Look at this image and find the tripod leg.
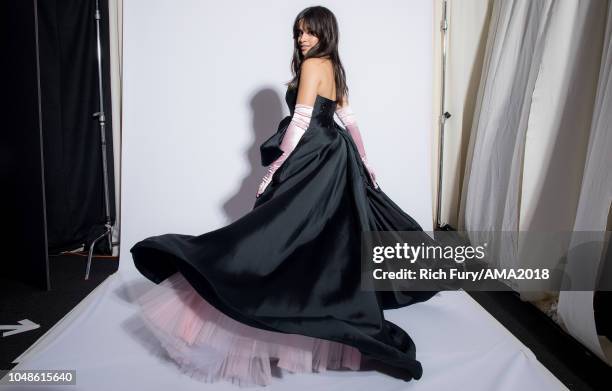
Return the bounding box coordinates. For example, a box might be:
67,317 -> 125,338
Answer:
107,226 -> 113,255
85,229 -> 111,280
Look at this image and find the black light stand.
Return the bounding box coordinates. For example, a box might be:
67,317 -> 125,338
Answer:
85,0 -> 113,279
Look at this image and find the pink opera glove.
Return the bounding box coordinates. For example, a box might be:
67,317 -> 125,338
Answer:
335,105 -> 379,189
256,103 -> 314,197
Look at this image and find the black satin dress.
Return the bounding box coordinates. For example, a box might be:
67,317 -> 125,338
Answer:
131,86 -> 441,381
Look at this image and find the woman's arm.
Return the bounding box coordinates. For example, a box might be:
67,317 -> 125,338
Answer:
335,99 -> 379,188
295,59 -> 321,106
256,60 -> 320,197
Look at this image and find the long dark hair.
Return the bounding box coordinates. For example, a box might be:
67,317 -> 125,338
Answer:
285,6 -> 348,104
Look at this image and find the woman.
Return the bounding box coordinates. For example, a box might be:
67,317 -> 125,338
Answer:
132,5 -> 445,387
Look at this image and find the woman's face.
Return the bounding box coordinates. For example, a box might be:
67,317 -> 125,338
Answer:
297,20 -> 318,55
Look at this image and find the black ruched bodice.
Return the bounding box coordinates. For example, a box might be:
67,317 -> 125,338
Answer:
285,86 -> 337,127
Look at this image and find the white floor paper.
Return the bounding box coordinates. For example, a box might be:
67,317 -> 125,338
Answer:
3,266 -> 568,391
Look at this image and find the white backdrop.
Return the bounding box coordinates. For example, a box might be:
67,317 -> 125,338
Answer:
119,0 -> 435,274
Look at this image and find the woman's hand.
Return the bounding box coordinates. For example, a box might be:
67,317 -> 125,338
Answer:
256,175 -> 272,198
361,156 -> 378,189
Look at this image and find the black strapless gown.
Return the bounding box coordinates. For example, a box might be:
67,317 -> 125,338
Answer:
131,86 -> 441,385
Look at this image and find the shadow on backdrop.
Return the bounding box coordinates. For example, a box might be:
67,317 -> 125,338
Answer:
223,88 -> 286,222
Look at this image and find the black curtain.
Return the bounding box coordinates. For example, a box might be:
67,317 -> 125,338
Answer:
1,0 -> 50,289
37,0 -> 116,253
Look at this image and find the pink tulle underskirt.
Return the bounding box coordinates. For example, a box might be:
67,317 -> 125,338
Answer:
136,272 -> 361,387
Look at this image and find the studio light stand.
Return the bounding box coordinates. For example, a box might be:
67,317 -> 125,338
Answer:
436,0 -> 454,231
85,0 -> 113,279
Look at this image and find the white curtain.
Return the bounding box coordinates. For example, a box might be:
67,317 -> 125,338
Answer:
557,1 -> 612,365
458,0 -> 554,282
515,0 -> 608,297
448,0 -> 611,365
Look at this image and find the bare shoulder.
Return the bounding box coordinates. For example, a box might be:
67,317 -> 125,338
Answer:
296,59 -> 325,105
298,59 -> 323,86
300,57 -> 328,75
